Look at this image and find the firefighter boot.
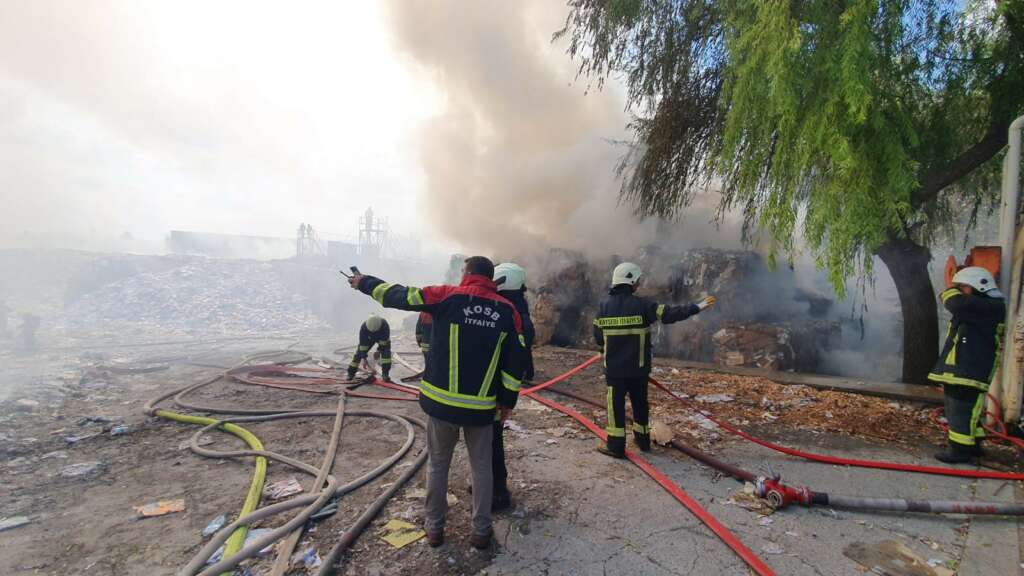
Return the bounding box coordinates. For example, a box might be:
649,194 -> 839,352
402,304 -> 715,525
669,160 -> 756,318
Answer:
597,436 -> 626,459
633,432 -> 651,452
492,487 -> 512,512
382,369 -> 392,383
934,442 -> 977,464
346,369 -> 357,381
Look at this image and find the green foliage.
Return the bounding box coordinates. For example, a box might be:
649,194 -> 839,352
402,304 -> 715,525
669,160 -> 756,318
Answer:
558,0 -> 1024,296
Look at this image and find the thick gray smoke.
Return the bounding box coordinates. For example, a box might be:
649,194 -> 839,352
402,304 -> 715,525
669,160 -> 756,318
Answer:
384,1 -> 743,258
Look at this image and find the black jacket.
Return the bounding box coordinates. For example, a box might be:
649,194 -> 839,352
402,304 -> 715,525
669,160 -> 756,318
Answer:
358,321 -> 390,347
928,288 -> 1005,390
593,285 -> 701,379
499,289 -> 535,379
357,274 -> 525,426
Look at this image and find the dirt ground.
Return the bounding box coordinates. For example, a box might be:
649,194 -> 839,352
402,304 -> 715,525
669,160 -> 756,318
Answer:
1,339 -> 1021,575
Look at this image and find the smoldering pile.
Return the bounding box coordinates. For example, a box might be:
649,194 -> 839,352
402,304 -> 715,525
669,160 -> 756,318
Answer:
59,259 -> 330,339
527,247 -> 842,373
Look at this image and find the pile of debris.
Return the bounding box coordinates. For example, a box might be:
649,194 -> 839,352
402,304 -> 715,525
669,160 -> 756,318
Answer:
59,259 -> 330,338
528,247 -> 841,373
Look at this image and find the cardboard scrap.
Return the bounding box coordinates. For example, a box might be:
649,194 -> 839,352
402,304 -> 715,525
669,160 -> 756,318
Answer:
264,477 -> 303,500
649,421 -> 675,446
134,498 -> 186,518
843,540 -> 954,576
379,519 -> 425,549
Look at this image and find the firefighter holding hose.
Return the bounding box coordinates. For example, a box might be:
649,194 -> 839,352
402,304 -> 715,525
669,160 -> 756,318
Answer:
347,314 -> 393,383
594,262 -> 716,458
928,266 -> 1006,464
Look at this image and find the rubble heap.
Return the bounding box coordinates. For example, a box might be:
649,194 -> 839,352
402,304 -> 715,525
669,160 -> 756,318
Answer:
60,259 -> 330,338
529,247 -> 841,373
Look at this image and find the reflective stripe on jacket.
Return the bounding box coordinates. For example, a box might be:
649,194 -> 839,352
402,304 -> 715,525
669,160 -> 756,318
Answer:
928,288 -> 1005,391
358,274 -> 524,426
593,285 -> 701,379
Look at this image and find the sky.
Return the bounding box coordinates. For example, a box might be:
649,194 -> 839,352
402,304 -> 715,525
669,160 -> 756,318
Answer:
0,1 -> 446,251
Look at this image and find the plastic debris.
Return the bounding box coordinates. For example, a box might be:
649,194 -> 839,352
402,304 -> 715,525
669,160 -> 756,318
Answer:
206,529 -> 274,564
264,477 -> 303,500
294,547 -> 322,569
178,435 -> 215,450
761,542 -> 785,555
504,420 -> 527,434
109,424 -> 131,436
58,461 -> 105,478
134,499 -> 186,517
15,399 -> 40,410
309,499 -> 338,522
695,393 -> 735,403
545,439 -> 558,445
758,516 -> 774,526
63,432 -> 101,444
77,416 -> 112,426
379,519 -> 425,549
446,493 -> 459,507
41,450 -> 69,460
0,516 -> 31,532
202,514 -> 227,536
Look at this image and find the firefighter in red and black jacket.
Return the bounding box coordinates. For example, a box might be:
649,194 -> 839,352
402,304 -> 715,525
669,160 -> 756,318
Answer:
347,256 -> 524,549
593,262 -> 716,458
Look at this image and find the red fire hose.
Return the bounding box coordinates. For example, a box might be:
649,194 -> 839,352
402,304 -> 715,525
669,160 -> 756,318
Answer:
524,392 -> 775,575
365,355 -> 776,575
536,381 -> 1024,516
646,377 -> 1024,481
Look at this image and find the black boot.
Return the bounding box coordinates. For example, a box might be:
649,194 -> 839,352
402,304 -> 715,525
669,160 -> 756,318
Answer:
597,437 -> 626,459
382,371 -> 392,383
934,442 -> 977,464
492,487 -> 512,512
634,433 -> 651,452
346,369 -> 357,380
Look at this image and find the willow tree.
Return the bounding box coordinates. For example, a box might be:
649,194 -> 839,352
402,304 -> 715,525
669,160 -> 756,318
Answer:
558,0 -> 1024,383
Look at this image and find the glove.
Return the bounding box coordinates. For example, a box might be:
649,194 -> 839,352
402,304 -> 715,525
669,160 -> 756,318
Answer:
697,296 -> 716,310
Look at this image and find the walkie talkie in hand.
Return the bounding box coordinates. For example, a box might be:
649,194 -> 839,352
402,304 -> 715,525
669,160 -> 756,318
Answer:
339,266 -> 362,279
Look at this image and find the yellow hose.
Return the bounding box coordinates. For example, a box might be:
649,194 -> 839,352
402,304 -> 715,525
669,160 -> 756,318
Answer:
154,409 -> 267,573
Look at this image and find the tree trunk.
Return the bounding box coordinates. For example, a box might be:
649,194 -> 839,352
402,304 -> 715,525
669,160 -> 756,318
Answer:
876,238 -> 939,384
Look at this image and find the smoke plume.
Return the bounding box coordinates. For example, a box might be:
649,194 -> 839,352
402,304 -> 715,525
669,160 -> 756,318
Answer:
385,0 -> 738,258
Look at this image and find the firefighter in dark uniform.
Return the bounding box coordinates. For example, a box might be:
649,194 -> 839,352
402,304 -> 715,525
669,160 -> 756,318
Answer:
490,262 -> 534,510
346,256 -> 525,549
593,262 -> 716,458
347,314 -> 393,382
928,266 -> 1005,464
415,311 -> 433,365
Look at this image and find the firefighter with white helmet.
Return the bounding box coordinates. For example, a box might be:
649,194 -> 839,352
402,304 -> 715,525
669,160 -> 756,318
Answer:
928,266 -> 1006,463
490,262 -> 535,511
594,262 -> 716,458
347,314 -> 393,382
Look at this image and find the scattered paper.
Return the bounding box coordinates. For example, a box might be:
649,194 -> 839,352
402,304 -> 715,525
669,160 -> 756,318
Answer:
264,477 -> 303,500
379,519 -> 425,549
207,529 -> 274,564
0,516 -> 31,532
134,499 -> 186,518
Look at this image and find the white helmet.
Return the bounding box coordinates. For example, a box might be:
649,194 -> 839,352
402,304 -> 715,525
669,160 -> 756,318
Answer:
611,262 -> 642,287
365,314 -> 385,332
493,262 -> 526,292
952,266 -> 1004,298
